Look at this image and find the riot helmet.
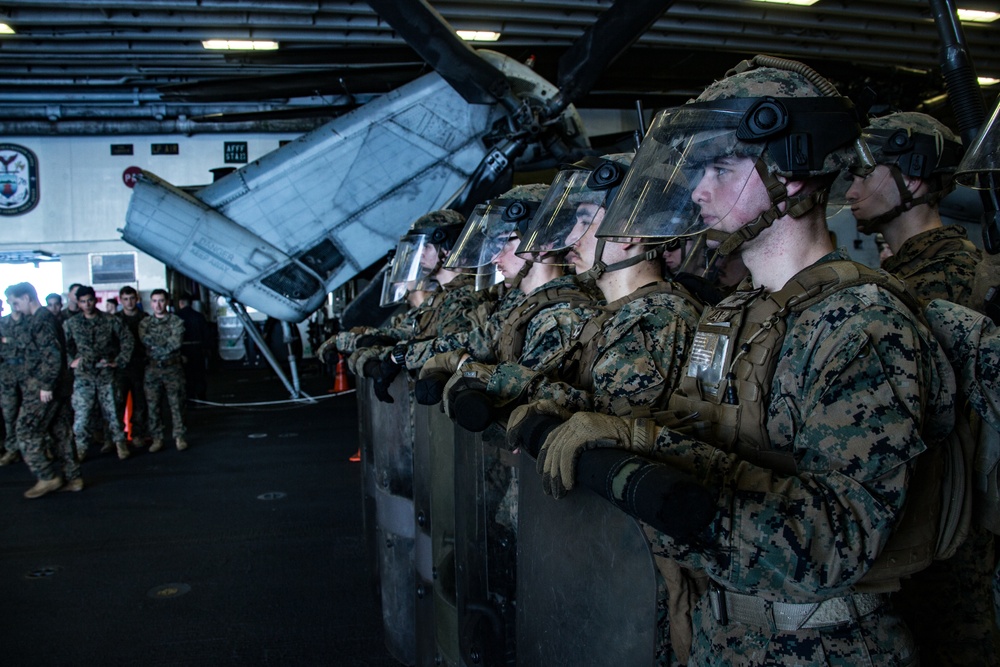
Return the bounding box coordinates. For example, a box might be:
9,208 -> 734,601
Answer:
597,55 -> 872,257
381,209 -> 465,306
518,154 -> 631,264
848,111 -> 963,233
444,184 -> 550,287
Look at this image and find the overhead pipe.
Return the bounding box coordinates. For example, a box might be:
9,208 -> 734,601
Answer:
928,0 -> 998,254
0,117 -> 327,136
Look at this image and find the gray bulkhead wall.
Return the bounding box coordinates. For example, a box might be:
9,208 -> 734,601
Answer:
0,133 -> 299,293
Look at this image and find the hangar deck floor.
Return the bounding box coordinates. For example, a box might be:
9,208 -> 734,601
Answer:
0,363 -> 397,666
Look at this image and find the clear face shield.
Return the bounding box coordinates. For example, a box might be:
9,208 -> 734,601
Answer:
379,233 -> 438,307
444,203 -> 518,271
596,105 -> 769,244
956,98 -> 1000,191
517,168 -> 609,266
474,263 -> 504,291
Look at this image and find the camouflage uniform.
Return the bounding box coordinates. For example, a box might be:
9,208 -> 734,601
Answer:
342,273 -> 484,362
882,225 -> 981,308
116,309 -> 149,439
883,227 -> 996,666
0,312 -> 25,456
404,284 -> 525,369
64,310 -> 134,453
926,299 -> 1000,655
632,252 -> 956,666
139,313 -> 187,440
18,306 -> 76,483
415,275 -> 601,371
490,283 -> 702,415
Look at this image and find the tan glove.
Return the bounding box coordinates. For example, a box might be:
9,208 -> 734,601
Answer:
442,362 -> 494,417
538,412 -> 658,498
348,345 -> 390,377
506,400 -> 572,453
418,350 -> 469,379
316,335 -> 339,364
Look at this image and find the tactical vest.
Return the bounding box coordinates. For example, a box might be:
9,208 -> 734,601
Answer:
566,281 -> 704,417
495,280 -> 596,363
668,260 -> 957,590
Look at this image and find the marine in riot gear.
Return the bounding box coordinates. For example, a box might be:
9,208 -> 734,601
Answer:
847,111 -> 981,307
509,55 -> 957,666
844,110 -> 996,666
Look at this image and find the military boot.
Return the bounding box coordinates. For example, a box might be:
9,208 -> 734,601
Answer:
24,476 -> 64,499
61,478 -> 85,492
176,437 -> 188,451
149,439 -> 163,453
115,441 -> 130,460
0,449 -> 20,466
100,439 -> 114,454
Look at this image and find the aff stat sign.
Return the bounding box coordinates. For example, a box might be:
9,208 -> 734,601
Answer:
0,144 -> 40,215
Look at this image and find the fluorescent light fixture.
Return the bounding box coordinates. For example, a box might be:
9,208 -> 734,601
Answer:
979,77 -> 1000,86
202,40 -> 279,51
456,30 -> 501,42
0,23 -> 15,34
751,0 -> 820,6
957,9 -> 1000,23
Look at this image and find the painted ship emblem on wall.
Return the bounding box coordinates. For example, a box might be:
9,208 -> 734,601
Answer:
0,144 -> 39,215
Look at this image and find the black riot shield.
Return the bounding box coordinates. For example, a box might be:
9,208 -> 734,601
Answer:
366,373 -> 418,666
454,424 -> 518,667
414,401 -> 461,666
515,449 -> 659,666
356,379 -> 380,604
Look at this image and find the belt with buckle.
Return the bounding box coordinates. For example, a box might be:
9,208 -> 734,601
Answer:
150,357 -> 182,369
708,582 -> 887,632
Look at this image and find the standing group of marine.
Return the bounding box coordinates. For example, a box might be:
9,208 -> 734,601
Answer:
321,54 -> 1000,666
0,283 -> 191,498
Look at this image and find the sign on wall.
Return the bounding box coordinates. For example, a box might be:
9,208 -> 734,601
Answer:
90,252 -> 137,285
0,144 -> 40,216
224,141 -> 248,164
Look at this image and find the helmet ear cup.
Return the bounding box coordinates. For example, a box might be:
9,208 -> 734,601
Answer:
737,97 -> 789,141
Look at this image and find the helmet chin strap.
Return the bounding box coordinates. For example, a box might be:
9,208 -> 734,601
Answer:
507,259 -> 533,290
716,159 -> 827,257
577,239 -> 664,284
854,165 -> 953,234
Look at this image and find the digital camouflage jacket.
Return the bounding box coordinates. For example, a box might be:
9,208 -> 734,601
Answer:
64,310 -> 134,376
882,225 -> 981,308
489,282 -> 702,415
643,252 -> 956,665
138,314 -> 185,361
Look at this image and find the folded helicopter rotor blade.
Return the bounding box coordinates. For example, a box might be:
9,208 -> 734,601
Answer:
365,0 -> 511,106
550,0 -> 674,116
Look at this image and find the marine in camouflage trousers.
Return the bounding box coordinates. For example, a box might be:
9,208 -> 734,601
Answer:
17,378 -> 76,482
0,372 -> 21,454
72,369 -> 124,454
145,362 -> 186,440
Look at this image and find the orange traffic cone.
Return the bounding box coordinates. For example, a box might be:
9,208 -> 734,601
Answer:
123,391 -> 134,441
349,448 -> 361,462
333,352 -> 351,393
